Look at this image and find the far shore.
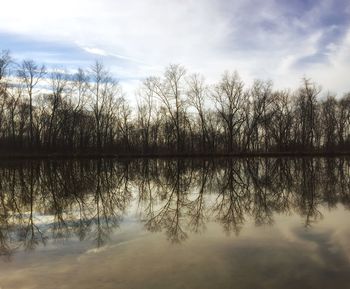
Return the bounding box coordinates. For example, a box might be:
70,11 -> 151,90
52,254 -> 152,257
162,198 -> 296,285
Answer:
0,151 -> 350,160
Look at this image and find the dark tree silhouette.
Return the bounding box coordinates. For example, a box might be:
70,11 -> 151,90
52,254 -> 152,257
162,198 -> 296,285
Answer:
0,51 -> 349,155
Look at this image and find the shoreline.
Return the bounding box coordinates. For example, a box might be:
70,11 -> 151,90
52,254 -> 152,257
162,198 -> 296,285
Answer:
0,151 -> 350,160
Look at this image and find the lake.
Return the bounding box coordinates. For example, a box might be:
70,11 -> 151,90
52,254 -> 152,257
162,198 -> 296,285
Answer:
0,158 -> 349,289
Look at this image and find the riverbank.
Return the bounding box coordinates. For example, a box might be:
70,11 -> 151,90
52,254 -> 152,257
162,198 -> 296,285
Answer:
0,151 -> 350,160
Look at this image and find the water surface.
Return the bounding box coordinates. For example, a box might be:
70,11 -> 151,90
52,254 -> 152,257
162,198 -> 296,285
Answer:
0,158 -> 350,289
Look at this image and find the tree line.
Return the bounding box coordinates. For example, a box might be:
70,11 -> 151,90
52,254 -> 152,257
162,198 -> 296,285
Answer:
1,50 -> 349,155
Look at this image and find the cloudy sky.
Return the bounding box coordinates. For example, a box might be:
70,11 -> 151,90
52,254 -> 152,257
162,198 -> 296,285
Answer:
1,0 -> 349,95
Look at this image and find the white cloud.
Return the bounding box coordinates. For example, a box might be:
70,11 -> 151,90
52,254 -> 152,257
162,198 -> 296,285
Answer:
82,47 -> 108,56
0,0 -> 349,95
305,28 -> 350,95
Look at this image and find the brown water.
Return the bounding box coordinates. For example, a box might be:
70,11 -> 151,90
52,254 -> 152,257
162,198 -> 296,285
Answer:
0,158 -> 349,289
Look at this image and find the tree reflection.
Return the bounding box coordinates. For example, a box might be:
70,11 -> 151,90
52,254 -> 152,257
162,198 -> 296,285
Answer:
140,160 -> 191,243
0,157 -> 349,257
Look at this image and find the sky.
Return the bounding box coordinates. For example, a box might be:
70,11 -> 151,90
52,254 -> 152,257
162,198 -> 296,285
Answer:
0,0 -> 350,96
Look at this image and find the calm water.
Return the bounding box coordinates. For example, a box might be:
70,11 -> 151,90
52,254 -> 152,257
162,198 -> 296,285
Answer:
0,158 -> 350,289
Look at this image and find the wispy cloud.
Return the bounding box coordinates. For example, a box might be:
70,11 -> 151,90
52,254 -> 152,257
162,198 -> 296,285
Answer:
82,47 -> 108,57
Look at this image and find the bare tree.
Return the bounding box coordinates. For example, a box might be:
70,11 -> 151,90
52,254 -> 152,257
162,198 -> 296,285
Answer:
244,80 -> 273,151
0,50 -> 11,81
45,69 -> 69,148
269,90 -> 293,151
321,95 -> 338,150
89,61 -> 121,150
151,64 -> 187,153
6,83 -> 24,146
187,73 -> 208,152
137,78 -> 158,154
336,93 -> 350,148
212,71 -> 246,153
295,78 -> 321,150
17,60 -> 46,147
